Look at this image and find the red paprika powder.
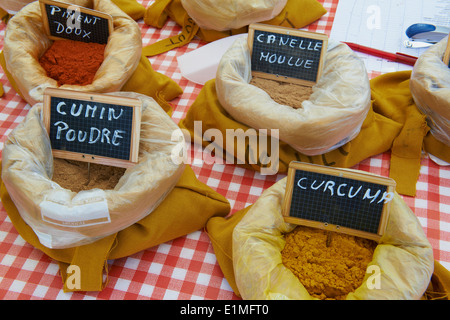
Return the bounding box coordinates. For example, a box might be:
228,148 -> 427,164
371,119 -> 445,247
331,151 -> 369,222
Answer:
39,39 -> 106,86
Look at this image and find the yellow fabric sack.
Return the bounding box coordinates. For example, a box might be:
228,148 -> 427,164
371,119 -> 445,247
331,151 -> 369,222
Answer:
178,78 -> 402,178
142,0 -> 327,56
2,92 -> 187,249
206,193 -> 449,300
231,176 -> 434,299
1,165 -> 231,292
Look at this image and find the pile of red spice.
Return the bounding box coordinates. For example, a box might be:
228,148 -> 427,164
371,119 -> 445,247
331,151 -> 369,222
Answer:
39,39 -> 106,86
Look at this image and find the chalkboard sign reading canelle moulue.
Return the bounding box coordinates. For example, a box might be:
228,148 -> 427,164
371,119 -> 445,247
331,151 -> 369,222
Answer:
39,0 -> 113,44
282,162 -> 396,241
43,88 -> 141,168
248,23 -> 328,86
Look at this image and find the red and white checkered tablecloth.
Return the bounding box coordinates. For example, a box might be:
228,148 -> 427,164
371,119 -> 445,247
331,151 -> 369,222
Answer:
0,0 -> 448,300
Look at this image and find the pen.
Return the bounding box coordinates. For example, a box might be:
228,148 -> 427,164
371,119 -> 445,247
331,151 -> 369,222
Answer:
344,42 -> 418,66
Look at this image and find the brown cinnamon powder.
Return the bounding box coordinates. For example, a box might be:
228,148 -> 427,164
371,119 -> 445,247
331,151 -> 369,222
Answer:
250,77 -> 313,109
52,159 -> 125,193
281,226 -> 377,300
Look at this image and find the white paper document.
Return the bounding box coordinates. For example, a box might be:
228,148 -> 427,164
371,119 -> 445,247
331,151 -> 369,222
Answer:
330,0 -> 450,73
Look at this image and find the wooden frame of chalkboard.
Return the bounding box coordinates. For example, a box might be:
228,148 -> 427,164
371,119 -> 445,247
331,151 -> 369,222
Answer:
248,23 -> 328,86
443,32 -> 450,67
39,0 -> 113,44
282,162 -> 396,241
43,88 -> 141,168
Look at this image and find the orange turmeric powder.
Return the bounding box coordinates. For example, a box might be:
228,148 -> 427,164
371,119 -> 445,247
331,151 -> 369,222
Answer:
281,226 -> 377,300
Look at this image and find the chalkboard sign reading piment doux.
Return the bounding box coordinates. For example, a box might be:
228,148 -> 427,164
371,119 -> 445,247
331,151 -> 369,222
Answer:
282,162 -> 396,241
43,88 -> 141,168
248,23 -> 328,86
39,0 -> 113,44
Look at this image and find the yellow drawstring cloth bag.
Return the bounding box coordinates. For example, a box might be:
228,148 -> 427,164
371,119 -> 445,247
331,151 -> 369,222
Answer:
0,0 -> 228,291
179,71 -> 450,196
1,164 -> 230,291
142,0 -> 327,56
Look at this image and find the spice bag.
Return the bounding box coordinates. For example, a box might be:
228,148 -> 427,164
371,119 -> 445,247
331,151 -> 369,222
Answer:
0,0 -> 34,14
142,0 -> 326,56
231,176 -> 434,300
1,92 -> 186,249
216,37 -> 371,156
2,0 -> 142,106
410,37 -> 450,148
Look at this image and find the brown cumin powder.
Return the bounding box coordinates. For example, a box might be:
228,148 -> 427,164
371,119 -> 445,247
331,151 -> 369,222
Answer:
281,226 -> 377,300
52,159 -> 126,193
250,77 -> 313,109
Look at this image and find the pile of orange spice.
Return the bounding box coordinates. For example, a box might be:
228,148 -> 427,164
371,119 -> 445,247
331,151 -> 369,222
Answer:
281,226 -> 377,300
39,39 -> 105,86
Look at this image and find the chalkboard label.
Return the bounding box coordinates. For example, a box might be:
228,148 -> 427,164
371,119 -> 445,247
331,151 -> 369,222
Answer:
248,23 -> 328,86
282,162 -> 396,241
39,0 -> 113,44
43,88 -> 141,168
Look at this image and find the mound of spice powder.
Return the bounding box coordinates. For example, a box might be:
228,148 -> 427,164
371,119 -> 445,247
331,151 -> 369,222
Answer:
39,39 -> 106,86
281,226 -> 377,300
52,159 -> 126,193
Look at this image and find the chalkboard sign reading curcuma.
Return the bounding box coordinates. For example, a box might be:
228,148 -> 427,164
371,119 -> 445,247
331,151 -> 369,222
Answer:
43,88 -> 141,168
40,0 -> 113,44
248,23 -> 328,86
282,162 -> 396,241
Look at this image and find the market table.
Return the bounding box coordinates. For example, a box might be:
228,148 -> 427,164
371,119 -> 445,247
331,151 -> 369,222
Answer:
0,0 -> 448,300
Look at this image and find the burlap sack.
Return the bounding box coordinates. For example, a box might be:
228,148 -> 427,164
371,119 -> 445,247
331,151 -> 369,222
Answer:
232,174 -> 434,300
180,0 -> 287,31
215,37 -> 371,156
410,37 -> 450,147
1,92 -> 185,249
2,0 -> 141,106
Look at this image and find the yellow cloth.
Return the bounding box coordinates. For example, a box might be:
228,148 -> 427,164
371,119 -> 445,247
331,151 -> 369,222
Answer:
206,204 -> 450,300
1,165 -> 231,292
179,71 -> 450,196
142,0 -> 327,56
0,0 -> 224,292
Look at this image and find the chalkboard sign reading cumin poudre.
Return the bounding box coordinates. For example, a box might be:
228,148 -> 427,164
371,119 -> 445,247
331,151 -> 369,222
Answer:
248,23 -> 328,86
43,88 -> 141,168
39,0 -> 113,44
282,162 -> 396,241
